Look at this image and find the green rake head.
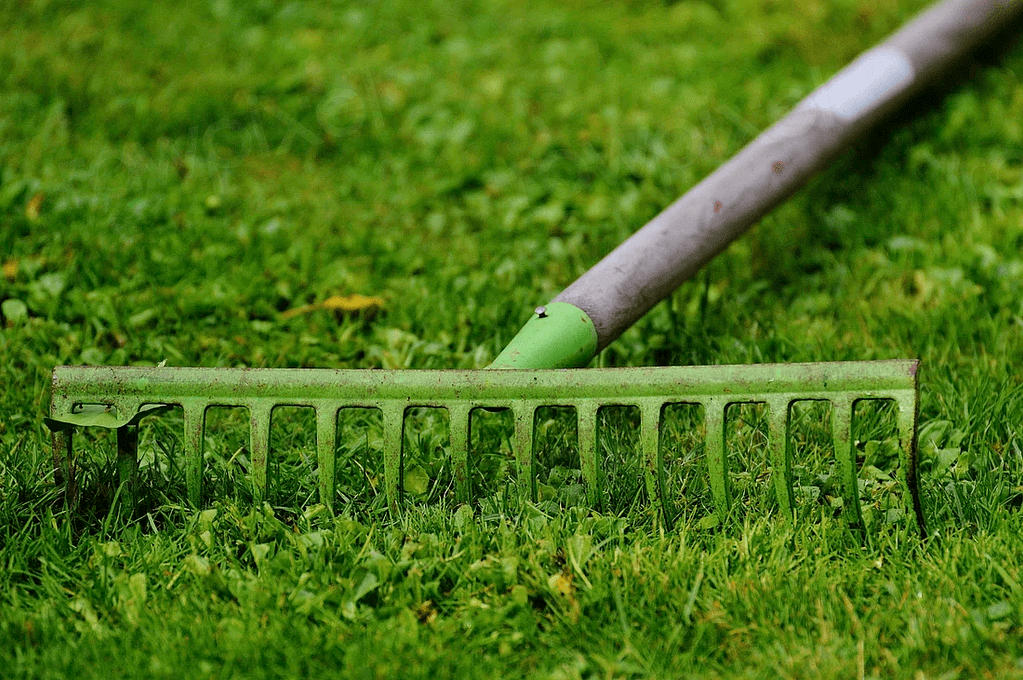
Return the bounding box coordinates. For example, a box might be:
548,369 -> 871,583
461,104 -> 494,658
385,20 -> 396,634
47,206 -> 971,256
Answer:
46,360 -> 926,536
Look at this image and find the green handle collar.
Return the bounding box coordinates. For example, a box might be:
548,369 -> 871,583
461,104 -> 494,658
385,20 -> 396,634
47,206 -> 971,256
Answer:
488,301 -> 598,369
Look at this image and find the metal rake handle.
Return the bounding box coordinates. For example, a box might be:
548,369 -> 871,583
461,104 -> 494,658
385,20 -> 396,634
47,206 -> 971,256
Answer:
492,0 -> 1023,368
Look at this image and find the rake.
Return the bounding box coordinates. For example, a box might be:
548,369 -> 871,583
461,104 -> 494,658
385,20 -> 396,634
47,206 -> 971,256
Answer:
45,0 -> 1022,534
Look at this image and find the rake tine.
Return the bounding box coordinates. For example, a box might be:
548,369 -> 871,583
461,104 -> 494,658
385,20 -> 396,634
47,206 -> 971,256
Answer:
249,404 -> 272,501
382,404 -> 403,513
577,402 -> 599,508
316,406 -> 337,511
51,428 -> 77,508
895,394 -> 927,537
183,402 -> 205,508
513,404 -> 535,502
833,397 -> 864,532
449,403 -> 471,504
116,424 -> 139,507
705,398 -> 730,521
640,401 -> 667,528
766,398 -> 795,520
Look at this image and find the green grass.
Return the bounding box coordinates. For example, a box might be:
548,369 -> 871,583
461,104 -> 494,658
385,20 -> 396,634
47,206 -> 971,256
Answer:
2,0 -> 1023,677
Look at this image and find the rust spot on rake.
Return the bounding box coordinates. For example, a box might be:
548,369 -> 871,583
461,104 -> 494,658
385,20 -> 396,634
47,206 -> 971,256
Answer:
45,360 -> 925,536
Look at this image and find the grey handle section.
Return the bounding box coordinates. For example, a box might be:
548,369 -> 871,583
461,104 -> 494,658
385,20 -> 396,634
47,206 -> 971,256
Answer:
555,0 -> 1023,352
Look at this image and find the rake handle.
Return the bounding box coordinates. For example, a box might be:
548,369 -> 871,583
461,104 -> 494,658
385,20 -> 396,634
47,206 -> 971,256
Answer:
554,0 -> 1022,353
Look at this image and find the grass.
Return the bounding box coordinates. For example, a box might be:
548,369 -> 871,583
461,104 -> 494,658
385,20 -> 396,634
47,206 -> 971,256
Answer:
2,0 -> 1023,677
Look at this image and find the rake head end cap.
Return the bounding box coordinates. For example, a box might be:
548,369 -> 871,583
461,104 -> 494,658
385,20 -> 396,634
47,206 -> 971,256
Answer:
488,301 -> 598,369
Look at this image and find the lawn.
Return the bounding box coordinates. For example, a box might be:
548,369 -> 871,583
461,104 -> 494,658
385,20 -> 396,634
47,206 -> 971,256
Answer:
2,0 -> 1023,677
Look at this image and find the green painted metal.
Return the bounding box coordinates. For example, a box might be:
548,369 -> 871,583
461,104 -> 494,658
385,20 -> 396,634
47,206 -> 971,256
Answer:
833,396 -> 862,530
46,359 -> 925,535
488,302 -> 598,369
